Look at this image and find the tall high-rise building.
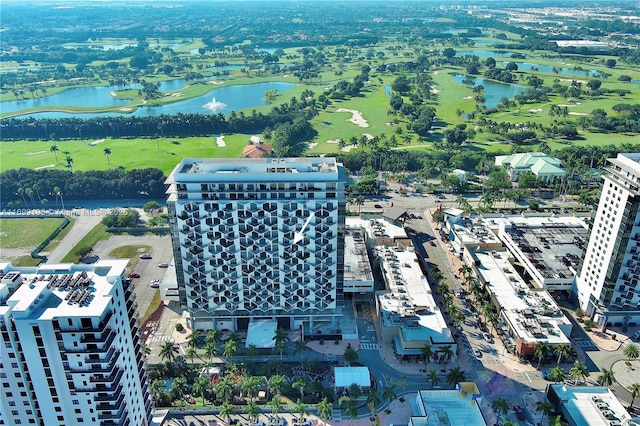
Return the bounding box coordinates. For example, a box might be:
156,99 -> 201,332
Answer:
166,158 -> 346,333
0,260 -> 152,426
576,153 -> 640,327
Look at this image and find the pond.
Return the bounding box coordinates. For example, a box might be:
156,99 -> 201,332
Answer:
456,50 -> 527,58
451,74 -> 529,109
497,61 -> 598,77
7,82 -> 298,119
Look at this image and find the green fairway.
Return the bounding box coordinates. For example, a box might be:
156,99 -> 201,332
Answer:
0,217 -> 66,249
0,134 -> 256,174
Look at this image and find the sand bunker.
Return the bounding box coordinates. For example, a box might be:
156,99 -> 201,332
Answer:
568,112 -> 588,116
90,139 -> 106,146
119,107 -> 133,112
35,164 -> 55,170
208,80 -> 224,85
335,108 -> 369,128
362,133 -> 374,140
326,139 -> 340,144
559,78 -> 587,84
307,142 -> 318,149
170,93 -> 182,97
463,96 -> 473,100
529,108 -> 543,113
430,86 -> 440,94
216,136 -> 226,147
25,151 -> 46,155
340,144 -> 358,152
433,70 -> 440,75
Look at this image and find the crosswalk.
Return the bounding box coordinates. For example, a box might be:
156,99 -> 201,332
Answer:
146,334 -> 171,343
573,339 -> 596,348
360,343 -> 381,350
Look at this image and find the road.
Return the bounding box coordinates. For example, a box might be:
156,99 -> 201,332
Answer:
44,208 -> 106,263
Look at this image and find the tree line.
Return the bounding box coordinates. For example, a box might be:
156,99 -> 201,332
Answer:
0,168 -> 166,205
0,91 -> 319,141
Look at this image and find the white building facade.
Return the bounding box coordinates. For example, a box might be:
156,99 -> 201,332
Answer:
576,153 -> 640,327
0,260 -> 152,426
166,158 -> 346,332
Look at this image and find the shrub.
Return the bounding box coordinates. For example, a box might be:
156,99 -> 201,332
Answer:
175,323 -> 184,332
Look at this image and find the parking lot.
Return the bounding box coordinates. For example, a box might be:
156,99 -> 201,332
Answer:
92,234 -> 175,318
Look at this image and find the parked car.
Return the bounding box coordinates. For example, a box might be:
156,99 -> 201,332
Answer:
128,273 -> 140,278
374,204 -> 383,208
429,241 -> 436,246
473,348 -> 482,358
150,280 -> 160,288
513,404 -> 526,420
482,332 -> 493,343
140,254 -> 152,259
158,263 -> 169,268
631,331 -> 640,341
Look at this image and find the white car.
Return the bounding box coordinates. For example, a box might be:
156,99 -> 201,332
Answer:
150,280 -> 161,288
158,263 -> 169,268
473,348 -> 482,358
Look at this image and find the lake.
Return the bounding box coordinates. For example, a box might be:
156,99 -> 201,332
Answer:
498,61 -> 598,77
5,82 -> 298,119
451,74 -> 528,109
456,50 -> 527,58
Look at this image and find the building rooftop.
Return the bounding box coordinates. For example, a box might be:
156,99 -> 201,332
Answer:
473,250 -> 571,345
411,383 -> 486,426
377,247 -> 451,343
346,217 -> 408,241
549,385 -> 632,426
0,260 -> 128,320
344,228 -> 373,283
497,216 -> 588,285
167,158 -> 343,183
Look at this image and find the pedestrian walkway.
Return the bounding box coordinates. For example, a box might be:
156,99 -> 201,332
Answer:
359,343 -> 381,350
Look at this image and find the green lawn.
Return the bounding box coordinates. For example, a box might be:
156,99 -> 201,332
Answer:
0,217 -> 66,249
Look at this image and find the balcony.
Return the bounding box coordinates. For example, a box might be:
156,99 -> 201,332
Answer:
97,405 -> 127,422
96,392 -> 125,412
85,348 -> 119,364
90,366 -> 124,384
81,328 -> 114,344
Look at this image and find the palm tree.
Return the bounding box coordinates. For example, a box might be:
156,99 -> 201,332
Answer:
170,376 -> 188,402
293,376 -> 309,402
204,342 -> 218,363
535,341 -> 549,368
446,366 -> 466,386
421,344 -> 433,366
629,383 -> 640,408
215,375 -> 235,403
269,395 -> 284,419
536,400 -> 555,424
193,376 -> 211,406
242,376 -> 260,403
598,368 -> 616,386
103,147 -> 112,164
294,339 -> 308,357
339,397 -> 359,424
569,361 -> 589,384
382,384 -> 397,408
317,397 -> 333,426
491,397 -> 509,418
441,345 -> 454,366
187,330 -> 202,349
352,195 -> 365,215
244,400 -> 262,422
343,346 -> 359,366
159,341 -> 179,364
268,374 -> 286,396
219,401 -> 236,425
247,343 -> 258,358
273,327 -> 288,346
503,420 -> 518,426
223,339 -> 238,359
428,370 -> 440,388
548,366 -> 567,384
185,347 -> 199,366
50,144 -> 59,163
293,399 -> 309,422
624,343 -> 640,360
348,383 -> 362,400
205,329 -> 221,345
554,343 -> 570,365
65,155 -> 74,171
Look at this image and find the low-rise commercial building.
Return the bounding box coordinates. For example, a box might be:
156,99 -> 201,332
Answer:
546,385 -> 632,426
410,383 -> 486,426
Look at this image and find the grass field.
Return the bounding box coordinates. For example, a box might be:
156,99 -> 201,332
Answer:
61,223 -> 109,263
0,217 -> 66,249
